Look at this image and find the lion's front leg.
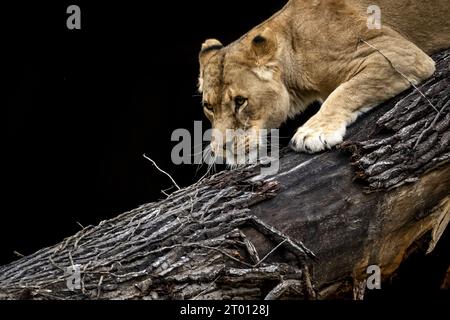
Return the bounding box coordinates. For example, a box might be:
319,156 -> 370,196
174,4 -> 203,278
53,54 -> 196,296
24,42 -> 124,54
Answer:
290,48 -> 435,154
289,78 -> 381,153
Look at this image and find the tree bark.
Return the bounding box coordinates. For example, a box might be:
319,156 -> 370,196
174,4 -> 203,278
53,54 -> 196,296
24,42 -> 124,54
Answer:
0,49 -> 449,300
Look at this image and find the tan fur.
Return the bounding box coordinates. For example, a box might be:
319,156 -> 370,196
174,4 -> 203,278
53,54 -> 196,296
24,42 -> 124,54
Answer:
198,0 -> 450,155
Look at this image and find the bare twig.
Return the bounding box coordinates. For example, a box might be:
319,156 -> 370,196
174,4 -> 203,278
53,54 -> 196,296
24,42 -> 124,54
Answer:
414,100 -> 450,148
13,251 -> 24,258
192,273 -> 223,300
143,154 -> 181,190
253,239 -> 287,267
97,275 -> 104,299
76,221 -> 85,229
264,280 -> 303,300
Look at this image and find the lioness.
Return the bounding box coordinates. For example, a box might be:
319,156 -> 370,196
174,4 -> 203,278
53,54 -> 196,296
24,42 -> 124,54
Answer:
198,0 -> 450,158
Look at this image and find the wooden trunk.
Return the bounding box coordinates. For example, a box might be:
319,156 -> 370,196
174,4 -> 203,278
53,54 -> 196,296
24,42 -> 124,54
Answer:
0,50 -> 449,301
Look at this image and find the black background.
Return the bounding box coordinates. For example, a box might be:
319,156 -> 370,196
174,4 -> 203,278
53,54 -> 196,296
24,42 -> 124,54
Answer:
4,0 -> 289,265
3,0 -> 449,296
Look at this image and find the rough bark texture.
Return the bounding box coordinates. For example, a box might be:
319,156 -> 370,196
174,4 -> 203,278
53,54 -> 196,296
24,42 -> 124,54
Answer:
0,49 -> 449,300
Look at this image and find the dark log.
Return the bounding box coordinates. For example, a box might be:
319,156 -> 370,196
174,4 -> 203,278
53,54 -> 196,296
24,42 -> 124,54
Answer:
442,267 -> 450,289
0,49 -> 449,300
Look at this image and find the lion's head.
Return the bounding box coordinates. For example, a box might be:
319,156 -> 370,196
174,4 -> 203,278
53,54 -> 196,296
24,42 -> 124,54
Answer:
198,29 -> 295,163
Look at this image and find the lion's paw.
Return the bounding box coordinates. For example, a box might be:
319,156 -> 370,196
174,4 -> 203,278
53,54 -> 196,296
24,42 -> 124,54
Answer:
290,122 -> 346,154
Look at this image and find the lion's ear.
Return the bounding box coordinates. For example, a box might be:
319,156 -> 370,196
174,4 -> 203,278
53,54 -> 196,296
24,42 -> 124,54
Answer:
251,28 -> 277,65
198,39 -> 223,92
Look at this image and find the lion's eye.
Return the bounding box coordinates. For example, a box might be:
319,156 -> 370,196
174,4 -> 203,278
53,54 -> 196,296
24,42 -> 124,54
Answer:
203,101 -> 213,112
234,96 -> 248,112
